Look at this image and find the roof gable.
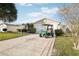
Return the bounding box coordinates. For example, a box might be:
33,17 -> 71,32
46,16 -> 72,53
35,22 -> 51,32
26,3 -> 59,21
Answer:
34,18 -> 59,25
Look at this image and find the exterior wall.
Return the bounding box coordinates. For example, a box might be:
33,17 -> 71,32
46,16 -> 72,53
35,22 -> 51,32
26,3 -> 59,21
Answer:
53,23 -> 59,30
7,25 -> 19,32
7,25 -> 25,32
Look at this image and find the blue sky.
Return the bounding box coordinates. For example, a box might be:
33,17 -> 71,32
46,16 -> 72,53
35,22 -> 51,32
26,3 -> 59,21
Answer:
12,3 -> 67,24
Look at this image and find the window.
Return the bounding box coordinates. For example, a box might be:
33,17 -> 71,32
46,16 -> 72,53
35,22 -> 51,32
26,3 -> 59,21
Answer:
3,28 -> 7,32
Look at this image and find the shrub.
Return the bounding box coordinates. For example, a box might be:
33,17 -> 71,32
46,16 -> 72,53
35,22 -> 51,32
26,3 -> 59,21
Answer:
30,28 -> 36,33
22,29 -> 27,32
55,29 -> 64,36
27,23 -> 36,33
17,29 -> 22,32
17,29 -> 27,32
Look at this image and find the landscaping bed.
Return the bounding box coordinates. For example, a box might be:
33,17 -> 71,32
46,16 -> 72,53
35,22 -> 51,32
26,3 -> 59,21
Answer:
53,36 -> 79,56
0,32 -> 29,41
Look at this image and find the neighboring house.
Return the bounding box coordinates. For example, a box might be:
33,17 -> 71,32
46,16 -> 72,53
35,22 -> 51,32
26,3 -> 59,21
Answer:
61,25 -> 71,33
0,23 -> 25,32
34,18 -> 60,33
7,24 -> 26,32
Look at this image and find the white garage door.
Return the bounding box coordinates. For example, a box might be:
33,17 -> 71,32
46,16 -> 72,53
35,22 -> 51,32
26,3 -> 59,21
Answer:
35,24 -> 43,33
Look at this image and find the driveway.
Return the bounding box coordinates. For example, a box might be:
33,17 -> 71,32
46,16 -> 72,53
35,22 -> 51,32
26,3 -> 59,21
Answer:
0,34 -> 55,56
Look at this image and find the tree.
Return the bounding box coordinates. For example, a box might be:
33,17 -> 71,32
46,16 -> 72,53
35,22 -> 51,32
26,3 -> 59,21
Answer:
27,23 -> 36,33
0,3 -> 17,22
58,3 -> 79,49
55,29 -> 64,36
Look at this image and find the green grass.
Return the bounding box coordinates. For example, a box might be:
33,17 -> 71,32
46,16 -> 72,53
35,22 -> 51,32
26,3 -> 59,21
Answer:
54,36 -> 79,56
0,32 -> 29,41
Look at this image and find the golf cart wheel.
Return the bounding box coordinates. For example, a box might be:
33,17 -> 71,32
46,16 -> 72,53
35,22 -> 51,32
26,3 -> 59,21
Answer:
40,34 -> 42,37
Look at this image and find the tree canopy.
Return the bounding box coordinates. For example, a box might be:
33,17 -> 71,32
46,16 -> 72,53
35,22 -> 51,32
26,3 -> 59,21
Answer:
0,3 -> 17,22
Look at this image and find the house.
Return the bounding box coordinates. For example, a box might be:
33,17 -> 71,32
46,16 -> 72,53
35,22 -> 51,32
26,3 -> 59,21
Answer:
0,23 -> 25,32
7,24 -> 26,32
34,18 -> 60,33
61,25 -> 71,33
6,24 -> 20,32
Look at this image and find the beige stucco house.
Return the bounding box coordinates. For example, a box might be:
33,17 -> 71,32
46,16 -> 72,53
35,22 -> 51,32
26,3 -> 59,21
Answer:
34,18 -> 60,33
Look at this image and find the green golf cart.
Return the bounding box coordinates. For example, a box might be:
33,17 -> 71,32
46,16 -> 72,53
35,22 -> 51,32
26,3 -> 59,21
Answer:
39,24 -> 54,38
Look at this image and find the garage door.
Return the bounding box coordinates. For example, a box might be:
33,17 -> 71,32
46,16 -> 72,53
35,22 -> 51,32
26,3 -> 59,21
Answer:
35,24 -> 43,33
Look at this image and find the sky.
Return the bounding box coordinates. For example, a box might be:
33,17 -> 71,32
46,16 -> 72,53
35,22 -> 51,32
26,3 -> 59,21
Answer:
11,3 -> 67,24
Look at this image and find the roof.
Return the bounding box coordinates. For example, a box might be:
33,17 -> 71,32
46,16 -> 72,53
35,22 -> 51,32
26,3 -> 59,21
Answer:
3,23 -> 25,26
34,18 -> 60,25
5,23 -> 19,26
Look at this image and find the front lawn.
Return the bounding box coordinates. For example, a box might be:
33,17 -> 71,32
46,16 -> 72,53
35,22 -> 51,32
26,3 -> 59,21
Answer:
0,32 -> 29,41
54,36 -> 79,56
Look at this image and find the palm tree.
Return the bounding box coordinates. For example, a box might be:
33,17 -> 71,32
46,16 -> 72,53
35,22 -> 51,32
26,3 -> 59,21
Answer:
0,3 -> 17,22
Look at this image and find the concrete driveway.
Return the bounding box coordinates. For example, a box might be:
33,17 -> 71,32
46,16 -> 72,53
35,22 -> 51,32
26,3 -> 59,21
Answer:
0,34 -> 55,56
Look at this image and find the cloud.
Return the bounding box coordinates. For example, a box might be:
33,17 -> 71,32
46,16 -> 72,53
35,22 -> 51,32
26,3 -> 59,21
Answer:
41,7 -> 59,14
19,3 -> 33,6
28,12 -> 41,17
28,7 -> 59,18
25,4 -> 33,6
